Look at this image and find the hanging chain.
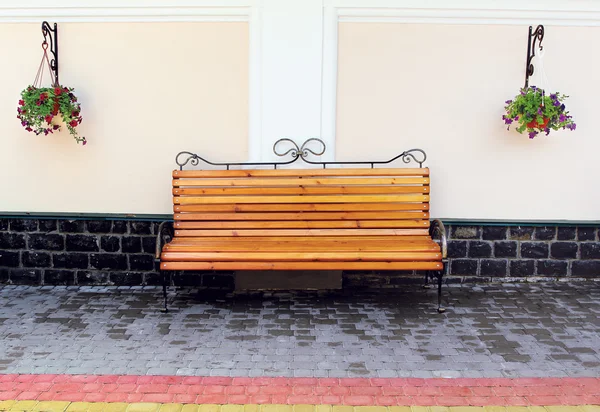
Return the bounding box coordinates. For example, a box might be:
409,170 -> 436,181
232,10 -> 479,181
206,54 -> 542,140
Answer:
33,42 -> 57,88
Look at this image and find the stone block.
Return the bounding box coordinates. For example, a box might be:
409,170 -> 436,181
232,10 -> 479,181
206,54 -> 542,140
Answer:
122,236 -> 141,253
0,250 -> 20,267
482,226 -> 507,240
59,220 -> 86,233
86,220 -> 112,233
509,260 -> 535,277
480,260 -> 507,277
581,242 -> 600,259
494,241 -> 517,258
468,241 -> 492,258
447,240 -> 467,258
66,234 -> 99,252
537,260 -> 568,276
22,251 -> 51,267
101,235 -> 120,252
52,253 -> 89,269
509,226 -> 534,240
29,233 -> 65,251
45,269 -> 76,285
450,259 -> 477,275
521,242 -> 549,259
90,254 -> 127,270
557,226 -> 576,240
550,242 -> 578,259
534,226 -> 556,240
451,226 -> 480,239
572,261 -> 600,277
10,218 -> 38,232
577,227 -> 596,241
129,254 -> 155,271
0,232 -> 26,249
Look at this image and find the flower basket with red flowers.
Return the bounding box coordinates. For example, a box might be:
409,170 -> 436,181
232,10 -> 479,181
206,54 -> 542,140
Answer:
17,85 -> 86,144
17,33 -> 86,145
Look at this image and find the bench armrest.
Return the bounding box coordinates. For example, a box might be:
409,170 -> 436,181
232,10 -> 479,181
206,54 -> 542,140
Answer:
429,219 -> 447,259
155,221 -> 174,261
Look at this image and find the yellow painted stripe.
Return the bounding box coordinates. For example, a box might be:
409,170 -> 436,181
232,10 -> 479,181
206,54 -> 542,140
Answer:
0,402 -> 597,412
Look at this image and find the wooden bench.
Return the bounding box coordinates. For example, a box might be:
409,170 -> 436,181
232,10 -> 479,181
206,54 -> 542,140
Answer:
156,163 -> 448,313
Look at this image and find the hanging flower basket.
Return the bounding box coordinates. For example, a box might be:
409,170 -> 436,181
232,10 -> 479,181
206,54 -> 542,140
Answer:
503,86 -> 576,139
17,37 -> 86,145
17,85 -> 86,144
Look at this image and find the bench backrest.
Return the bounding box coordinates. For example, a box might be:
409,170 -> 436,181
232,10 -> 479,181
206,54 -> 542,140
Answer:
171,168 -> 431,237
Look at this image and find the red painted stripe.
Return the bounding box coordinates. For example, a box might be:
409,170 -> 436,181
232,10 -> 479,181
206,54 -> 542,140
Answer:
0,375 -> 598,405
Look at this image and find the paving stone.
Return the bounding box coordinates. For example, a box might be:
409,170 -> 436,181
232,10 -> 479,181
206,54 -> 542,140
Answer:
0,284 -> 599,378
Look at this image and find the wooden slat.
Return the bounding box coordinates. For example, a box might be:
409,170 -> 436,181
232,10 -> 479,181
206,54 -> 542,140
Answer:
161,251 -> 441,262
174,185 -> 429,196
174,211 -> 429,221
174,203 -> 429,212
161,261 -> 443,271
174,229 -> 430,237
174,220 -> 429,229
164,243 -> 440,252
174,194 -> 430,204
173,168 -> 430,178
168,235 -> 436,244
173,177 -> 429,187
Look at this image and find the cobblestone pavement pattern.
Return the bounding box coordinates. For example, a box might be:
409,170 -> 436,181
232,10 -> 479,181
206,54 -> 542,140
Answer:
0,283 -> 599,378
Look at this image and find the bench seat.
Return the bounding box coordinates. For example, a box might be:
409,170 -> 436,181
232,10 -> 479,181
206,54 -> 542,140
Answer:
158,166 -> 447,311
161,235 -> 443,271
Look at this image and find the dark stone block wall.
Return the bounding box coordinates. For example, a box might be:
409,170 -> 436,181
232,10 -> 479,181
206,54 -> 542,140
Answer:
0,218 -> 599,288
0,218 -> 232,289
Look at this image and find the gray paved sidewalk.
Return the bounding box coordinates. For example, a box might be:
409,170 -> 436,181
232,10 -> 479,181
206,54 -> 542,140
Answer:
0,283 -> 599,378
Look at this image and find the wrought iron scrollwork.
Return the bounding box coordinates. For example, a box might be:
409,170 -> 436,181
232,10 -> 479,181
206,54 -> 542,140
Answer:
175,138 -> 427,170
525,25 -> 544,88
273,138 -> 326,159
41,21 -> 59,86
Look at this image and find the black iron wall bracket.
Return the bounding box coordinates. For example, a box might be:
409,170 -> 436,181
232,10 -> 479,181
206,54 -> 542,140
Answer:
41,21 -> 59,86
525,24 -> 544,88
175,138 -> 427,170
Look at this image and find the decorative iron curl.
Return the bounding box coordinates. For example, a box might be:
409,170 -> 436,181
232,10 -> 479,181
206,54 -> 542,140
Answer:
400,149 -> 427,166
300,138 -> 326,158
273,138 -> 301,158
176,151 -> 201,168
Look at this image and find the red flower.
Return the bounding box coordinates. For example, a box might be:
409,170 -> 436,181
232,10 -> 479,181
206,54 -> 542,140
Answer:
72,111 -> 79,117
82,139 -> 87,146
54,87 -> 62,95
52,102 -> 59,116
69,120 -> 78,127
40,93 -> 47,101
18,100 -> 24,106
44,115 -> 53,123
25,127 -> 32,132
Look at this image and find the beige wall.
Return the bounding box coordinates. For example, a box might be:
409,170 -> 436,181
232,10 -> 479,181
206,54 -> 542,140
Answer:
0,22 -> 248,214
337,23 -> 599,221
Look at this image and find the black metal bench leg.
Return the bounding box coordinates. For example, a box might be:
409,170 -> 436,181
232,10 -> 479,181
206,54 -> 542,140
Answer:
161,271 -> 169,313
436,263 -> 446,313
423,271 -> 432,289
